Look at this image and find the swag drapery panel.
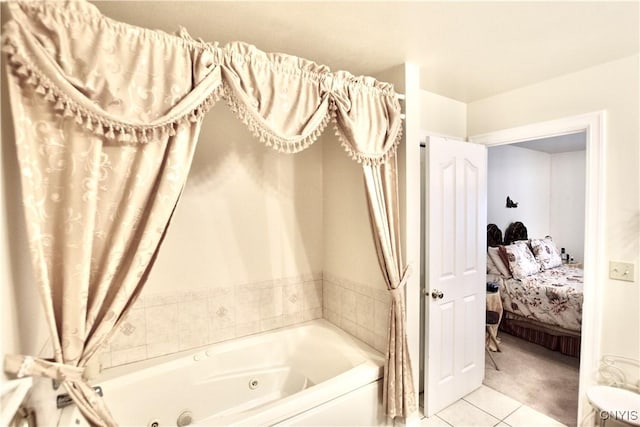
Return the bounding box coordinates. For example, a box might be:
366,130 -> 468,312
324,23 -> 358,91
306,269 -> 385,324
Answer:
2,0 -> 416,424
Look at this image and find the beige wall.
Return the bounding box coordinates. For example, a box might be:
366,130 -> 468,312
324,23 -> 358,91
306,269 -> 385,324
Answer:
321,127 -> 384,289
419,90 -> 467,139
144,106 -> 323,294
101,105 -> 325,367
469,54 -> 640,379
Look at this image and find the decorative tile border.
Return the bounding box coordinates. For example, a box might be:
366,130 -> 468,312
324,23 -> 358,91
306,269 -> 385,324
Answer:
322,271 -> 390,353
100,272 -> 323,369
99,271 -> 389,370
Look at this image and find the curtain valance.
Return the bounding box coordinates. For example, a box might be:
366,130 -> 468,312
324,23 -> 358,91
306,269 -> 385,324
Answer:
3,0 -> 403,165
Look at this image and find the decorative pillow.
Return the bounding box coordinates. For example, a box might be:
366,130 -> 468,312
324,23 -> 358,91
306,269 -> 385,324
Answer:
512,239 -> 531,248
487,254 -> 501,275
499,242 -> 541,279
530,238 -> 562,270
488,247 -> 511,278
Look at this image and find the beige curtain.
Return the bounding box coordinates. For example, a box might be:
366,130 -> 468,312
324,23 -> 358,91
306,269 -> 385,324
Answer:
2,0 -> 415,424
4,70 -> 206,425
364,158 -> 416,419
2,2 -> 221,426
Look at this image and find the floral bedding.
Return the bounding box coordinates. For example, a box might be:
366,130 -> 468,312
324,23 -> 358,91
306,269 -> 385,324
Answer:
500,264 -> 583,332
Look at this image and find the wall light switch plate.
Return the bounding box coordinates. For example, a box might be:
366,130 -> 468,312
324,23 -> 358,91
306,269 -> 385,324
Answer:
609,261 -> 635,282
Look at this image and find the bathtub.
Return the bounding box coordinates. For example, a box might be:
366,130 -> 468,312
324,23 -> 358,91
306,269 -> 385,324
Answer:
57,319 -> 387,426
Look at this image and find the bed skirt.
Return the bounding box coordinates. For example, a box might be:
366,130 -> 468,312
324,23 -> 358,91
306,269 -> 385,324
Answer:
499,316 -> 581,358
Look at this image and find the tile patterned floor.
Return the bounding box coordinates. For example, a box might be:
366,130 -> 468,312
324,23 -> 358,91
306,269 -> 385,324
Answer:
421,385 -> 567,427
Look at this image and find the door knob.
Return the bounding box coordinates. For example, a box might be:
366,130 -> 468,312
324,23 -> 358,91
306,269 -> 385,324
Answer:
431,289 -> 444,299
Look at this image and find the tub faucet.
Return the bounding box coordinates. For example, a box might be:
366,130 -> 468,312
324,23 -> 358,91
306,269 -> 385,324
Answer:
56,386 -> 103,409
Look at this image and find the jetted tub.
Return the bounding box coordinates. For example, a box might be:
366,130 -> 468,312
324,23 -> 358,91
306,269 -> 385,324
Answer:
57,319 -> 386,426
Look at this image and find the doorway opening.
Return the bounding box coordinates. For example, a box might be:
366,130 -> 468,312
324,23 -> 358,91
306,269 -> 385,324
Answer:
483,130 -> 586,426
470,111 -> 605,426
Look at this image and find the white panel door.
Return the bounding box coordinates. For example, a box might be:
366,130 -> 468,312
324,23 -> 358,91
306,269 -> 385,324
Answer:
423,136 -> 487,416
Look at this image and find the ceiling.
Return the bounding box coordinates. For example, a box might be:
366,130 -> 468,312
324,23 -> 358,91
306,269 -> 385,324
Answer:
92,2 -> 638,103
511,131 -> 587,154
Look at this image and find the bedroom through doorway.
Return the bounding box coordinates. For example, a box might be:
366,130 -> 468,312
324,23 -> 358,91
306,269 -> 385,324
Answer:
483,131 -> 587,427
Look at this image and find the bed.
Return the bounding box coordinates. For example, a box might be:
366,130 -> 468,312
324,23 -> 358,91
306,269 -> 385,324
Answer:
486,222 -> 583,357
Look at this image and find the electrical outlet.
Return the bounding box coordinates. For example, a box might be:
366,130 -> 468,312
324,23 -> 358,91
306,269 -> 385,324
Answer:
609,261 -> 635,282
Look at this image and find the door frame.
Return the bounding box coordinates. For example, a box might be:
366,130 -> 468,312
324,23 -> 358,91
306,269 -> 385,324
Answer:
468,110 -> 606,424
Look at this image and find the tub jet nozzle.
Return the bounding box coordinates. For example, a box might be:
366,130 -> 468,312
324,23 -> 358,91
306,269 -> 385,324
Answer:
177,410 -> 193,427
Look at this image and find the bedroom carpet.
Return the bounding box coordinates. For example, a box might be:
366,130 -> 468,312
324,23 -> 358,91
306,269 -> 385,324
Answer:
484,332 -> 580,427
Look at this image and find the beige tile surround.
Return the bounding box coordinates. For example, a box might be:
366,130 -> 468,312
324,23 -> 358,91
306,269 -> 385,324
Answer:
100,272 -> 323,368
101,271 -> 389,369
322,271 -> 390,353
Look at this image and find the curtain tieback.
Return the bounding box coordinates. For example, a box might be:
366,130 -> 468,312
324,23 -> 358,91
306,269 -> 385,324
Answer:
4,354 -> 84,384
389,264 -> 412,303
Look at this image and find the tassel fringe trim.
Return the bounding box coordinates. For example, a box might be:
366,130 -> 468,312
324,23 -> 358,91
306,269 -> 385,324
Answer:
2,39 -> 402,164
221,82 -> 330,155
2,39 -> 223,144
330,108 -> 403,167
221,82 -> 402,165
